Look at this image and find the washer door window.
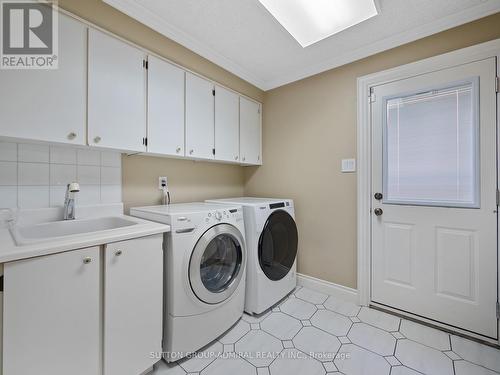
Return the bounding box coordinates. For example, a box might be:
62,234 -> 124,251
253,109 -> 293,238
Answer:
258,210 -> 298,281
190,224 -> 246,304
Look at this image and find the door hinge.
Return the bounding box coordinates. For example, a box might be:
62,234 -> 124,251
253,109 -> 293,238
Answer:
142,137 -> 148,147
496,301 -> 500,319
496,76 -> 499,93
212,148 -> 215,155
212,89 -> 215,96
143,59 -> 148,69
496,189 -> 499,206
369,87 -> 376,103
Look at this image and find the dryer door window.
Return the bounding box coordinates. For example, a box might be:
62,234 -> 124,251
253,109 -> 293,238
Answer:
190,224 -> 246,304
258,210 -> 298,281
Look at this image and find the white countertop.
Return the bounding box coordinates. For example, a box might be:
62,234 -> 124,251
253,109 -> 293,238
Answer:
0,204 -> 170,263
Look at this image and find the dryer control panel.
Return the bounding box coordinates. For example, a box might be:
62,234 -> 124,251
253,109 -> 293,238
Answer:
204,208 -> 242,224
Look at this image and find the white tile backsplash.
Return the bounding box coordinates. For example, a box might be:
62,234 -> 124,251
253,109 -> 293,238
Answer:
0,142 -> 17,161
77,165 -> 101,185
77,149 -> 100,166
0,162 -> 17,185
0,142 -> 122,209
18,163 -> 50,185
50,146 -> 77,165
18,143 -> 49,163
50,164 -> 77,186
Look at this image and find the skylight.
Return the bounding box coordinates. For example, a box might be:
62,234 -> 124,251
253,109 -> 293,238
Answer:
258,0 -> 379,47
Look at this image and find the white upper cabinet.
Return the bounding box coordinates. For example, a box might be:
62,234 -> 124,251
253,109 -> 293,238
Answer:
214,85 -> 239,163
0,14 -> 86,145
185,72 -> 215,160
88,29 -> 146,152
104,235 -> 163,375
3,247 -> 100,375
240,97 -> 262,165
147,56 -> 185,157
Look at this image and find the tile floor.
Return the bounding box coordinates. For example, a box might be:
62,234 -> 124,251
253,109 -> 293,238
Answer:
151,286 -> 500,375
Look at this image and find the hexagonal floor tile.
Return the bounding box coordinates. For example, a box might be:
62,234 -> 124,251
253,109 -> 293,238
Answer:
334,344 -> 391,375
201,355 -> 255,375
399,320 -> 450,351
295,287 -> 328,305
451,335 -> 500,373
152,360 -> 187,375
219,319 -> 251,345
280,297 -> 317,320
178,341 -> 223,373
454,360 -> 500,375
348,323 -> 396,356
310,309 -> 352,336
235,330 -> 283,367
395,339 -> 453,375
270,348 -> 326,375
357,307 -> 400,332
293,326 -> 341,362
261,312 -> 302,340
323,296 -> 361,317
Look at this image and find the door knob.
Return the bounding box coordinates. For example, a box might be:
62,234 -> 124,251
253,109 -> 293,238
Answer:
67,132 -> 77,140
176,147 -> 181,153
94,136 -> 101,144
83,257 -> 92,264
374,192 -> 383,200
374,208 -> 383,216
115,250 -> 122,256
189,149 -> 194,155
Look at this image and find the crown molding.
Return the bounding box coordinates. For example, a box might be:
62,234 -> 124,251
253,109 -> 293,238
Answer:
104,0 -> 500,91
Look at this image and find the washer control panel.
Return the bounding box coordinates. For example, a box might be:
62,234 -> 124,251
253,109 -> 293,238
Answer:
204,208 -> 241,223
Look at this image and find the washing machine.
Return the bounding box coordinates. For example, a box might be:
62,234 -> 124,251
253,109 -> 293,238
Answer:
205,198 -> 297,315
129,203 -> 246,361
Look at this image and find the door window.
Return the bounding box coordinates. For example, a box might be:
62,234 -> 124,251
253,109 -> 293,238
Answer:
383,79 -> 479,207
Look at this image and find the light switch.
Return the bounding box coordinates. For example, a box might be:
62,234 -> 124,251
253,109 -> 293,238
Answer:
341,159 -> 356,173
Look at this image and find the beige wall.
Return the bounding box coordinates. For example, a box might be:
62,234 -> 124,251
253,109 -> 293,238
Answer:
245,13 -> 500,289
58,0 -> 263,212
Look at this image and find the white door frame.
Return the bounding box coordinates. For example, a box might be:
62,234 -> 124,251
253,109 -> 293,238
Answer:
357,38 -> 500,343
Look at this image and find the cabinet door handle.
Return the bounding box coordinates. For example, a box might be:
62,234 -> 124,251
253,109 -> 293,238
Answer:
235,156 -> 239,160
83,257 -> 92,264
67,132 -> 77,140
176,147 -> 181,154
242,156 -> 246,162
189,149 -> 194,155
94,136 -> 101,144
115,250 -> 122,256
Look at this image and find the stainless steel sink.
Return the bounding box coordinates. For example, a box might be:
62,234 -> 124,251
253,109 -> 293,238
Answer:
10,216 -> 137,246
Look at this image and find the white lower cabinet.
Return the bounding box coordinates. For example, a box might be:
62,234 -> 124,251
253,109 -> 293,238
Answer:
2,234 -> 164,375
104,235 -> 163,375
3,247 -> 101,375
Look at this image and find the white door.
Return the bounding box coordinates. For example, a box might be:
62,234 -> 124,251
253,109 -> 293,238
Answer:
185,72 -> 215,160
3,247 -> 100,375
215,85 -> 239,162
371,58 -> 498,338
148,56 -> 185,157
0,14 -> 86,145
104,235 -> 163,375
88,29 -> 146,152
240,97 -> 262,165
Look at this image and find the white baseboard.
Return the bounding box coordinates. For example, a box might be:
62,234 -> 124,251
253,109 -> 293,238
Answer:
297,273 -> 359,304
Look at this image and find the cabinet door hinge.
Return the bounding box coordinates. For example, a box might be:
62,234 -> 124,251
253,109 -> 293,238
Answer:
496,189 -> 499,206
143,59 -> 148,69
496,301 -> 500,319
142,137 -> 148,147
496,76 -> 499,93
369,87 -> 376,103
212,89 -> 215,96
212,148 -> 215,155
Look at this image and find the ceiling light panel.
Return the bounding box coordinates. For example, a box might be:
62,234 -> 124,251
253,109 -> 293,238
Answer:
258,0 -> 379,47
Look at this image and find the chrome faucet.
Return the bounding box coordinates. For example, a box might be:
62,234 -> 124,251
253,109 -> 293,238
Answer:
63,182 -> 80,220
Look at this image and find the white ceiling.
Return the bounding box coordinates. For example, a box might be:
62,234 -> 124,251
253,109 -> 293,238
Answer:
103,0 -> 500,90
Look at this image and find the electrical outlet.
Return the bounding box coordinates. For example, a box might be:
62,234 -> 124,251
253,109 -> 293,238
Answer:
341,159 -> 356,173
158,176 -> 168,190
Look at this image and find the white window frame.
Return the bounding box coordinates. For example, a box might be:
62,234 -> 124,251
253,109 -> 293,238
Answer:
356,38 -> 500,345
381,77 -> 480,208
